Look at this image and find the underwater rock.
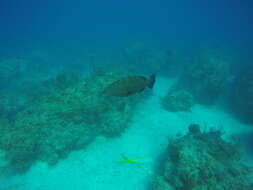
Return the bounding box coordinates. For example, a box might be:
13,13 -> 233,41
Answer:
0,93 -> 28,121
152,124 -> 252,190
231,67 -> 253,124
174,53 -> 229,105
0,69 -> 146,173
161,89 -> 194,112
48,72 -> 80,90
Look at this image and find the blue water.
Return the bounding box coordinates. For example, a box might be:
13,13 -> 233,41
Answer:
1,0 -> 252,50
0,0 -> 253,189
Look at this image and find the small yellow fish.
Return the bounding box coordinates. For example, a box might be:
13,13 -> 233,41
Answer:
117,154 -> 147,164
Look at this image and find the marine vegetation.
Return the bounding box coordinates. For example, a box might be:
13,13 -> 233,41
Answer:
231,67 -> 253,124
0,68 -> 148,174
152,124 -> 252,190
173,53 -> 229,105
161,88 -> 194,112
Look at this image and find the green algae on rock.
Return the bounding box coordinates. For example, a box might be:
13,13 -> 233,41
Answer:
161,89 -> 194,112
170,53 -> 229,106
152,124 -> 252,190
231,67 -> 253,124
0,69 -> 147,173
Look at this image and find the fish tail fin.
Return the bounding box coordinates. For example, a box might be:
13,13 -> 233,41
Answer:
147,74 -> 156,89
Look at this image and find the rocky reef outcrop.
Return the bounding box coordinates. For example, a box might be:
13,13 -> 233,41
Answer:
161,89 -> 194,112
163,53 -> 229,109
231,67 -> 253,124
152,124 -> 252,190
0,69 -> 146,173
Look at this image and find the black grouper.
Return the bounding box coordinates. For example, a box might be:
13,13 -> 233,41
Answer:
103,74 -> 156,97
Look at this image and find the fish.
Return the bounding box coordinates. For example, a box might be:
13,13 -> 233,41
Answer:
117,154 -> 150,164
103,74 -> 156,97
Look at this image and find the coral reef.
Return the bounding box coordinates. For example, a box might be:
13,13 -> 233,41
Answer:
173,53 -> 229,105
152,124 -> 252,190
161,89 -> 194,112
231,67 -> 253,124
0,69 -> 146,173
0,92 -> 29,121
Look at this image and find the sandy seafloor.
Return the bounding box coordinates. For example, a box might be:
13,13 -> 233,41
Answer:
1,76 -> 253,190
